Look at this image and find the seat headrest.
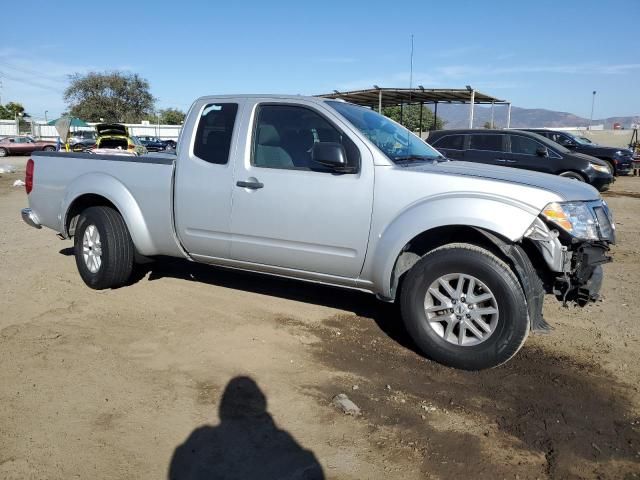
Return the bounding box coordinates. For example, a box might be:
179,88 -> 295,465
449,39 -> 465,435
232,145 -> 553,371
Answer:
258,124 -> 280,146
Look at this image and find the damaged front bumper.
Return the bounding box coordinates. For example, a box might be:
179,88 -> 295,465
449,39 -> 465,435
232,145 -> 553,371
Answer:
553,242 -> 610,306
524,200 -> 614,307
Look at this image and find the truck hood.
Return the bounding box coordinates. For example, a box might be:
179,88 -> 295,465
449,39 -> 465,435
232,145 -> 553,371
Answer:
406,160 -> 600,202
96,123 -> 128,136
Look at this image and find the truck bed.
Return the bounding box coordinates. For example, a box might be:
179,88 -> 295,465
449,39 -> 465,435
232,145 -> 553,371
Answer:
29,151 -> 184,257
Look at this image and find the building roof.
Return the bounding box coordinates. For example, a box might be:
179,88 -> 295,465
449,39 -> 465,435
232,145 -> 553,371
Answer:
316,87 -> 506,107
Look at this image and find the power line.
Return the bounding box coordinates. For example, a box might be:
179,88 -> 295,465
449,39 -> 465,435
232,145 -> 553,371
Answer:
0,70 -> 64,93
0,60 -> 68,84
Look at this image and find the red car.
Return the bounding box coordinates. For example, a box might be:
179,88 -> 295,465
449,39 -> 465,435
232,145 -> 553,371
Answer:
0,136 -> 57,157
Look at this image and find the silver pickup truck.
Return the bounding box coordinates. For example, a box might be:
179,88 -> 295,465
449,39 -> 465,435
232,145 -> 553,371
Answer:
21,95 -> 615,370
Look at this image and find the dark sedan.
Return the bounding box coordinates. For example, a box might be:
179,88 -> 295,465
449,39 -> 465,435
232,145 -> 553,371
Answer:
428,129 -> 613,191
0,136 -> 57,157
137,136 -> 172,152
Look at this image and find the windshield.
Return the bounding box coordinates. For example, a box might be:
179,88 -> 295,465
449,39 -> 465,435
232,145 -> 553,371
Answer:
327,101 -> 444,163
573,136 -> 592,145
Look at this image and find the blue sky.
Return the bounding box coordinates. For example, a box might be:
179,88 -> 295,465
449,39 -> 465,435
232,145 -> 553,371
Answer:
1,0 -> 638,120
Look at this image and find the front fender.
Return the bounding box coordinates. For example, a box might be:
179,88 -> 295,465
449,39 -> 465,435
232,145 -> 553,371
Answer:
365,193 -> 540,299
61,172 -> 157,255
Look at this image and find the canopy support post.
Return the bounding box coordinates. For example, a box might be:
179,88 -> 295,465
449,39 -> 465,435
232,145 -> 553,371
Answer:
468,89 -> 476,128
432,101 -> 438,131
506,102 -> 512,129
419,102 -> 423,137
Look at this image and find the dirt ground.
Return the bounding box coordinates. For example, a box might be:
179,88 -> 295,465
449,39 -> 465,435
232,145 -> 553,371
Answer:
1,156 -> 639,479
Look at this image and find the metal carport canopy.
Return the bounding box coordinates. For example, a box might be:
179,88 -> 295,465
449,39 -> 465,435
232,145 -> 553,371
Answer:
316,87 -> 505,107
316,87 -> 511,130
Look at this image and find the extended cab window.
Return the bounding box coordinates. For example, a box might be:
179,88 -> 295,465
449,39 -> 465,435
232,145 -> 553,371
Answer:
432,134 -> 464,150
468,134 -> 504,152
252,104 -> 359,172
193,103 -> 238,164
509,135 -> 543,155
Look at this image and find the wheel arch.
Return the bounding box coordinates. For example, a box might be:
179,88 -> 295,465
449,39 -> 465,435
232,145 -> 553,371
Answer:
62,173 -> 156,255
365,195 -> 540,301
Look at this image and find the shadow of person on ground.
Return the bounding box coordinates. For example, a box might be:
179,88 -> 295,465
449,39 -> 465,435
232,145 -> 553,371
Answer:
168,376 -> 325,480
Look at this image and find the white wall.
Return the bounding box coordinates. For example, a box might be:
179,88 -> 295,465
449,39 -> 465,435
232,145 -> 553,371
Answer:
1,120 -> 182,141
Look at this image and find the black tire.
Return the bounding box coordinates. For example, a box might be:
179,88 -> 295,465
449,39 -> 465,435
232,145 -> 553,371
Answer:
43,146 -> 56,152
74,206 -> 134,289
0,147 -> 7,157
400,243 -> 529,370
559,171 -> 585,181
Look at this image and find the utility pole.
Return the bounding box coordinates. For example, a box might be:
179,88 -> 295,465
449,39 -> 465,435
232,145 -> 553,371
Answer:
589,90 -> 596,130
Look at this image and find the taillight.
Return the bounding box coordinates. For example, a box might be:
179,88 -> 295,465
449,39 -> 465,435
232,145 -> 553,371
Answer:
25,158 -> 34,194
128,144 -> 135,150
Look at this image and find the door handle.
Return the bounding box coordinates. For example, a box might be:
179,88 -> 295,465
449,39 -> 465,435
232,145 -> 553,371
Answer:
496,158 -> 516,163
236,180 -> 264,190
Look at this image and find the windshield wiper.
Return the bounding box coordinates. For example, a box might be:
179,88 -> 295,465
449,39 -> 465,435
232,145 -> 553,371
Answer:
394,154 -> 448,164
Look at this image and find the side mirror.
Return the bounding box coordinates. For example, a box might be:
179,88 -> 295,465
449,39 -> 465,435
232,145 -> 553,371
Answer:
311,142 -> 354,172
561,139 -> 576,148
536,146 -> 549,157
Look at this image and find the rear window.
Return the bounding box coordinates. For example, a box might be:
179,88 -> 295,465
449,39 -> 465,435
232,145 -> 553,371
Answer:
193,103 -> 238,165
468,134 -> 504,152
432,134 -> 464,150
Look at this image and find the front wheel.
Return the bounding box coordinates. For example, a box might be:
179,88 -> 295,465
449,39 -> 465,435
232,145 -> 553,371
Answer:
74,206 -> 134,289
400,243 -> 529,370
43,146 -> 56,152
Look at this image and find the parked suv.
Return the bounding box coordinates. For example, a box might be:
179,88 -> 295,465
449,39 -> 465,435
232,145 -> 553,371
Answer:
428,129 -> 613,191
520,129 -> 633,175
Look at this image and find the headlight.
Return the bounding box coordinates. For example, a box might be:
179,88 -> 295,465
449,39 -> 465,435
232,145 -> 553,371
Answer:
590,162 -> 610,174
542,202 -> 599,240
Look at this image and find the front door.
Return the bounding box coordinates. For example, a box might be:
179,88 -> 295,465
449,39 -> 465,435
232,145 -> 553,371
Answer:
230,101 -> 374,279
505,134 -> 554,174
174,101 -> 243,258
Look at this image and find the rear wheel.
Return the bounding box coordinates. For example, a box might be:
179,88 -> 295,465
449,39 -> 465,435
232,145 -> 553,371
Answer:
74,206 -> 134,289
559,171 -> 585,181
0,147 -> 7,157
400,243 -> 529,370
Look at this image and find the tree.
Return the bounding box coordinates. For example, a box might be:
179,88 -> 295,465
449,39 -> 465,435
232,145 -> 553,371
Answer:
64,71 -> 156,123
0,104 -> 10,119
159,108 -> 185,125
382,104 -> 445,132
0,101 -> 25,119
5,102 -> 25,117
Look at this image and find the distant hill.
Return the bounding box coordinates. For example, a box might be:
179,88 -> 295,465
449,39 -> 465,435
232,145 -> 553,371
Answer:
431,104 -> 640,129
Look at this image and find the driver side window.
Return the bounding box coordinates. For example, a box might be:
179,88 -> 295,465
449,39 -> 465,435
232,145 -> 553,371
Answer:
252,104 -> 360,172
